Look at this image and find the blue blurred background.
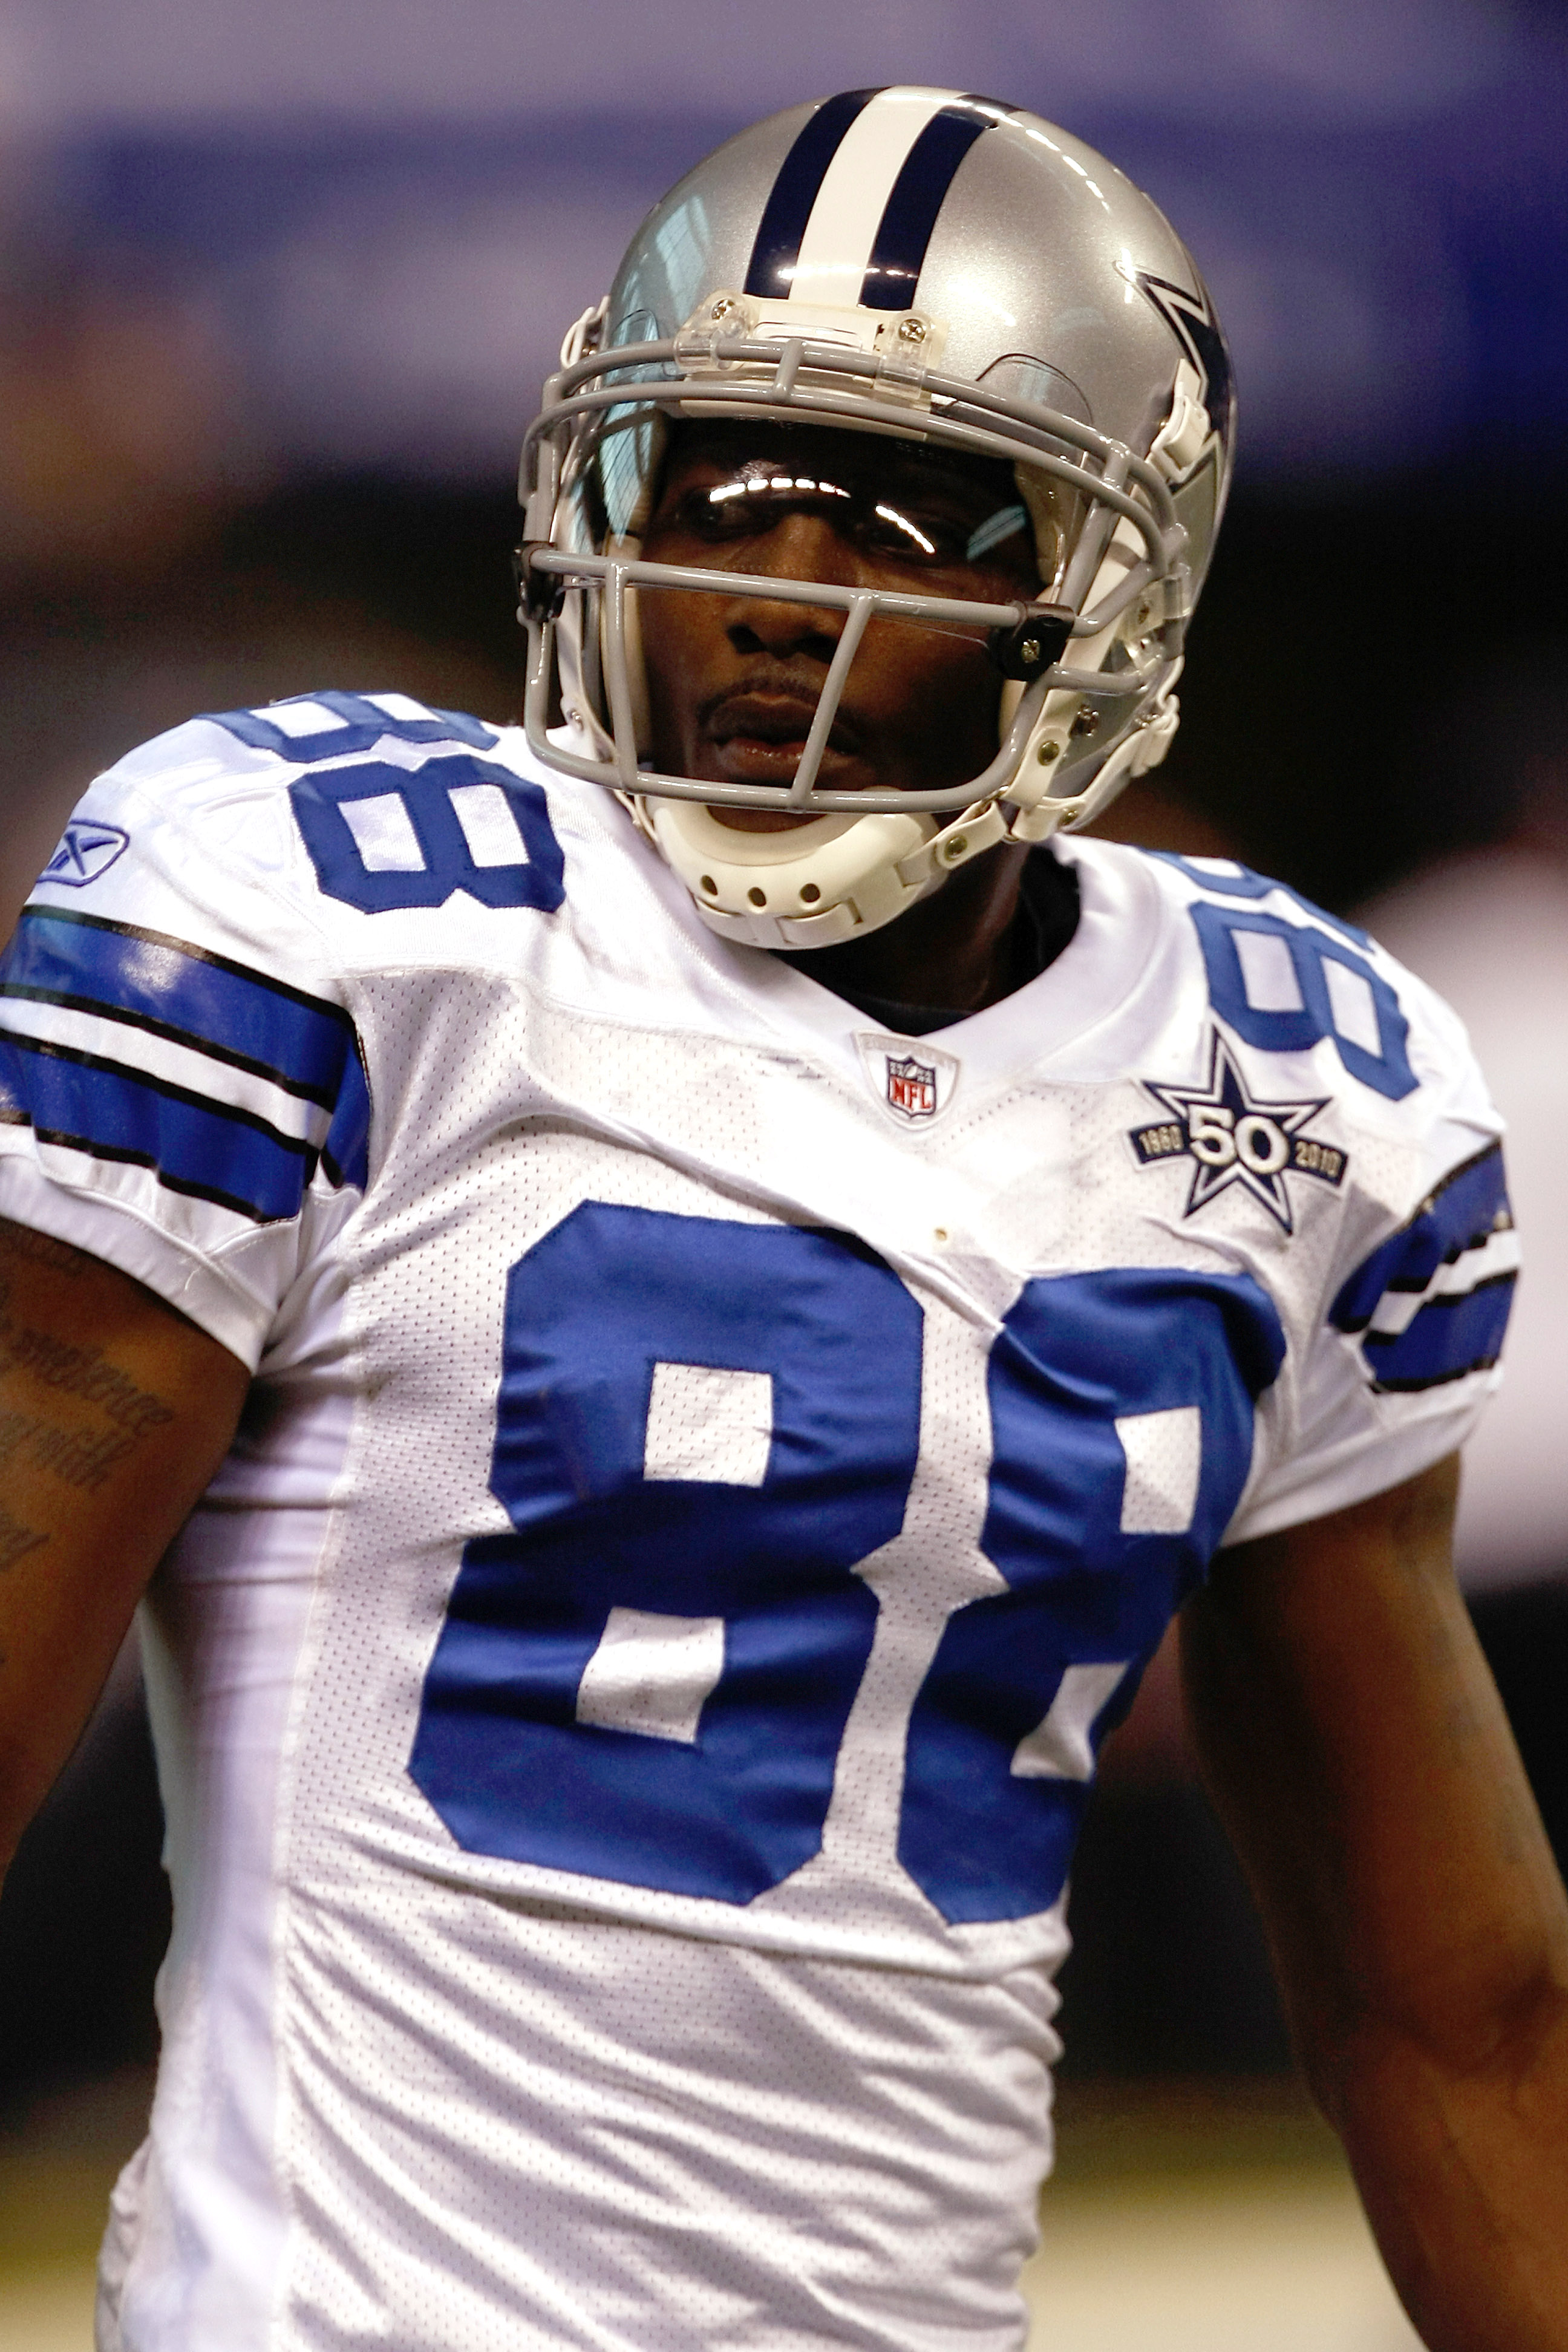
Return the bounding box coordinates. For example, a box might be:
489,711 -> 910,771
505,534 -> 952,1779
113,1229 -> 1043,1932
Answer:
2,0 -> 1566,910
8,0 -> 1564,486
1,8 -> 1566,2334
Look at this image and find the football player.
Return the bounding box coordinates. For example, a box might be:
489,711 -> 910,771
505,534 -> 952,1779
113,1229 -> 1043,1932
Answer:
1,88 -> 1564,2352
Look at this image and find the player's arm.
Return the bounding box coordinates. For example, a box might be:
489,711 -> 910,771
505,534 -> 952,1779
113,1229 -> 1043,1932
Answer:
0,1215 -> 249,1882
1181,1454 -> 1568,2351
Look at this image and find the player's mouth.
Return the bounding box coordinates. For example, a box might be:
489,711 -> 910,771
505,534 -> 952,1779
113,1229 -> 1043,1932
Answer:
700,686 -> 864,789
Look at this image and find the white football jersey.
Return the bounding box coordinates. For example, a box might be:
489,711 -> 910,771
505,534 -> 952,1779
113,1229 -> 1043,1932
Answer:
0,694 -> 1514,2352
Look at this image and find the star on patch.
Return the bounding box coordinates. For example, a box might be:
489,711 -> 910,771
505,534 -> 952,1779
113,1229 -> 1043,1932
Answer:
1129,1031 -> 1347,1233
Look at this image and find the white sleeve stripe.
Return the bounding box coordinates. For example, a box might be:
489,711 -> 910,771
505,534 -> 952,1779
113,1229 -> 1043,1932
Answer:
1365,1227 -> 1522,1336
0,983 -> 337,1104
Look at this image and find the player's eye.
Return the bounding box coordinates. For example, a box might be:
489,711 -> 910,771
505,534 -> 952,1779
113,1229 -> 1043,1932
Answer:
670,473 -> 861,541
854,492 -> 1031,573
671,482 -> 765,538
856,500 -> 950,563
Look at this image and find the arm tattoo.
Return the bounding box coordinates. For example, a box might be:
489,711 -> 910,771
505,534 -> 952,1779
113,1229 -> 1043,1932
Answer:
0,1263 -> 178,1496
0,1225 -> 87,1280
0,1502 -> 48,1570
0,1410 -> 138,1493
0,1313 -> 174,1440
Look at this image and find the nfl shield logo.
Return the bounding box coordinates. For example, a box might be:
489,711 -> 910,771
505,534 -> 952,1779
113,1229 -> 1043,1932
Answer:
886,1053 -> 938,1121
857,1030 -> 959,1125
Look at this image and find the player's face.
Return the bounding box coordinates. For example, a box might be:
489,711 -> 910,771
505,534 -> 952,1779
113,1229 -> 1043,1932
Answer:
637,423 -> 1039,832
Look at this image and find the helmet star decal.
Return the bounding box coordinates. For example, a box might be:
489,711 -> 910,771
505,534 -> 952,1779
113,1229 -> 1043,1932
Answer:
1131,270 -> 1235,452
1129,1031 -> 1347,1232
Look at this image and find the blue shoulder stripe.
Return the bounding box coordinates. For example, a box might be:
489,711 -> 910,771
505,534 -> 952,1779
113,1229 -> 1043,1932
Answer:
1331,1142 -> 1514,1394
0,912 -> 371,1219
4,909 -> 352,1103
321,1046 -> 370,1192
0,1034 -> 320,1223
1360,1277 -> 1515,1394
1331,1144 -> 1510,1333
201,690 -> 497,766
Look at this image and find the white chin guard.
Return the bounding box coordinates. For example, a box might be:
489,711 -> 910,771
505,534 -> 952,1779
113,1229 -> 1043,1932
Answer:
635,798 -> 953,950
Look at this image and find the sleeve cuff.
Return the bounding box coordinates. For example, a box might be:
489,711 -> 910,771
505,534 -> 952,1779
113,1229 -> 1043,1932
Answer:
0,1152 -> 270,1371
1221,1374 -> 1497,1547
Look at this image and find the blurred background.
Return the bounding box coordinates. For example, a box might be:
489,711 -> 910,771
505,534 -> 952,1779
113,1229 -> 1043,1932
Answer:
1,2 -> 1565,2344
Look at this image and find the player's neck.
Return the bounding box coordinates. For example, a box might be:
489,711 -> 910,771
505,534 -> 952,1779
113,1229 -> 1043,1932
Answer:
782,842 -> 1045,1018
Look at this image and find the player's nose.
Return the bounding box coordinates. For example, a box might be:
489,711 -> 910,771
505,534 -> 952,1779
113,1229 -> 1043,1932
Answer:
723,509 -> 852,659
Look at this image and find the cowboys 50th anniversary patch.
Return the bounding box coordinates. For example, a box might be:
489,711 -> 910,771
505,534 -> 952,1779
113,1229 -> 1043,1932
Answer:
1131,1030 -> 1347,1232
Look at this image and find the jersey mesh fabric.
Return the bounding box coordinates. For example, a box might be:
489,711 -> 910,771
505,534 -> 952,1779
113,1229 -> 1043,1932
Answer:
272,982 -> 1057,2347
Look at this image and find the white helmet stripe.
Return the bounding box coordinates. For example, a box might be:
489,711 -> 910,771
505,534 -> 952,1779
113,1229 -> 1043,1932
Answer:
788,87 -> 954,306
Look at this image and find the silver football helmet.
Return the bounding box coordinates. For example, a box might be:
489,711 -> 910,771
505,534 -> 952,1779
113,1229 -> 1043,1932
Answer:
517,87 -> 1235,949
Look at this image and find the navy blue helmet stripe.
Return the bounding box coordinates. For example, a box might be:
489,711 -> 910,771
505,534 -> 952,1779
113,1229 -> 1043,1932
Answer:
743,88 -> 881,301
860,102 -> 996,312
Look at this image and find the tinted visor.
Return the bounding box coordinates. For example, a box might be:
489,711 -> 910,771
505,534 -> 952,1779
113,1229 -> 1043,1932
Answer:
641,422 -> 1047,592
